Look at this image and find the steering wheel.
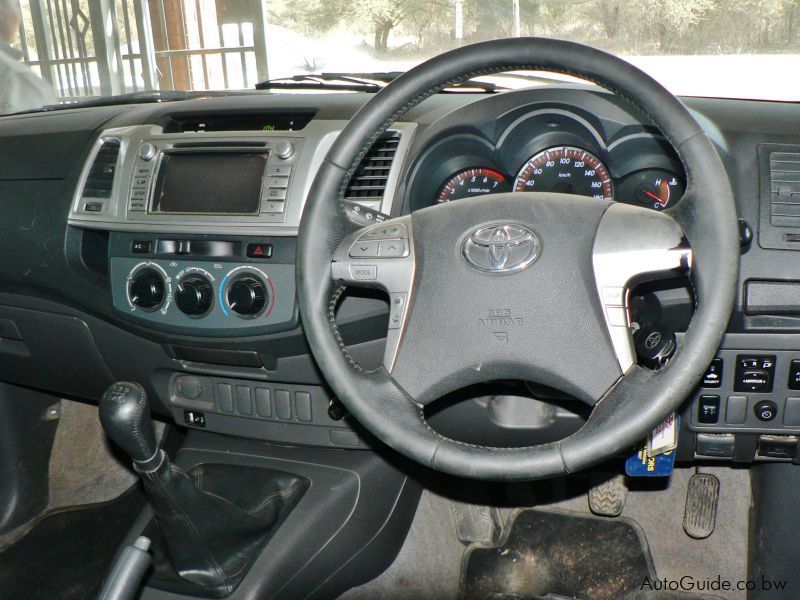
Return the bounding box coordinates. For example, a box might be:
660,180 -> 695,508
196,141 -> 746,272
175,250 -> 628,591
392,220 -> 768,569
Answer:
297,38 -> 738,480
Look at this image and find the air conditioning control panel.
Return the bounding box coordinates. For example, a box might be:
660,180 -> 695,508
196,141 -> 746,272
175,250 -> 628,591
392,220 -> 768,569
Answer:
109,233 -> 296,335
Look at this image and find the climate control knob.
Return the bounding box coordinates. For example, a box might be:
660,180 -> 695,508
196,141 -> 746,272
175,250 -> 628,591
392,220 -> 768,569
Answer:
129,268 -> 165,311
227,274 -> 267,317
175,274 -> 213,317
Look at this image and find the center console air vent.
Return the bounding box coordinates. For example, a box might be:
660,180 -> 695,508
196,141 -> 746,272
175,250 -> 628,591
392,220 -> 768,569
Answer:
769,151 -> 800,227
81,137 -> 121,202
343,131 -> 401,211
757,144 -> 800,250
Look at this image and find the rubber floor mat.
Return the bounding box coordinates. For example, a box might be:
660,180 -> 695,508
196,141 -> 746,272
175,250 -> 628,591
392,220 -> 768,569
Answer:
462,508 -> 655,600
0,485 -> 145,600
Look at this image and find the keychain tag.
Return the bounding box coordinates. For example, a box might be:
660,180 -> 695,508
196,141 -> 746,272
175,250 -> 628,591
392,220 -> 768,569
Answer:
626,415 -> 679,477
647,413 -> 678,456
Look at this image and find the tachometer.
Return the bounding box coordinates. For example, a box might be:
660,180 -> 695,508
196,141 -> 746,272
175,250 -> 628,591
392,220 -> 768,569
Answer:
514,146 -> 613,200
436,167 -> 508,203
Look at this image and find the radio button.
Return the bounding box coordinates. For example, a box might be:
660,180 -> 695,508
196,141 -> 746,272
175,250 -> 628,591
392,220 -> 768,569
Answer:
133,176 -> 149,188
266,176 -> 288,189
267,165 -> 292,177
262,201 -> 285,214
138,143 -> 157,161
130,188 -> 147,200
264,188 -> 287,201
274,140 -> 295,160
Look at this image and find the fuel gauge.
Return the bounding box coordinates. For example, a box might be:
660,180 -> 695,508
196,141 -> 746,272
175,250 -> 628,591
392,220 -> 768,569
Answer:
618,169 -> 685,211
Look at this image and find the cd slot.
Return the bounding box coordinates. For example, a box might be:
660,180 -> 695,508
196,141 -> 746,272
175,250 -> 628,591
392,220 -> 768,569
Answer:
171,141 -> 267,149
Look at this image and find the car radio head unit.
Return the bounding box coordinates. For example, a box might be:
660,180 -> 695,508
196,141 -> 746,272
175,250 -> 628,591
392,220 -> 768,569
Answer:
150,151 -> 267,216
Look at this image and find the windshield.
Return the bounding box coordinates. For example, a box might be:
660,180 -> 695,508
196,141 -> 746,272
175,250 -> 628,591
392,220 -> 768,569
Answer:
1,0 -> 798,115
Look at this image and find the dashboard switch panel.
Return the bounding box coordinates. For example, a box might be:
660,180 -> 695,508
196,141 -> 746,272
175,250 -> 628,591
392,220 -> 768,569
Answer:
734,355 -> 775,393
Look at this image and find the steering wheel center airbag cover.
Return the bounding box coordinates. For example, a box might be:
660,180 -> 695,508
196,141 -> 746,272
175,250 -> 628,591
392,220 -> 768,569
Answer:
391,192 -> 621,404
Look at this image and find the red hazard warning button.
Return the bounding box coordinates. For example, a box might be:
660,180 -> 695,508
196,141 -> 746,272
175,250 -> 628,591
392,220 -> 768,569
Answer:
246,243 -> 273,259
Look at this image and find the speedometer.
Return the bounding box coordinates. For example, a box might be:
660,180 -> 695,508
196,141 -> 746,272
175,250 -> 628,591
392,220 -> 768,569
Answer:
514,146 -> 613,200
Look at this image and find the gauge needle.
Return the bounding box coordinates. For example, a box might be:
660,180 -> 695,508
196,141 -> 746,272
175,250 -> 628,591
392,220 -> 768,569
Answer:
644,190 -> 667,206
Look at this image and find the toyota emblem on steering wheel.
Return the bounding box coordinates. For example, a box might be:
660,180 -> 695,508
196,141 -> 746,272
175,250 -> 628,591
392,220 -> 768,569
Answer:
461,224 -> 541,273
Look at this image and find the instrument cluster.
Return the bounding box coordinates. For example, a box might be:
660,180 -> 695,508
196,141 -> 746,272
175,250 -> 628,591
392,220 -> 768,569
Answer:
407,106 -> 686,213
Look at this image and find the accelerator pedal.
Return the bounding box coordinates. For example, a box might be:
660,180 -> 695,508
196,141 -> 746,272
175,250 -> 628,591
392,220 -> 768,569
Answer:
683,472 -> 719,539
449,501 -> 501,545
588,473 -> 628,517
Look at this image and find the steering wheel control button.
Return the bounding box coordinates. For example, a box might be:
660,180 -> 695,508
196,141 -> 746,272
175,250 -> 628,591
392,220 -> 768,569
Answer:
349,265 -> 378,281
388,293 -> 407,329
461,224 -> 540,273
362,223 -> 408,240
734,355 -> 775,393
379,239 -> 407,257
349,241 -> 380,258
702,358 -> 723,388
605,307 -> 629,327
754,400 -> 778,422
696,433 -> 735,458
602,286 -> 626,306
788,360 -> 800,390
697,395 -> 721,424
757,435 -> 798,459
725,395 -> 748,425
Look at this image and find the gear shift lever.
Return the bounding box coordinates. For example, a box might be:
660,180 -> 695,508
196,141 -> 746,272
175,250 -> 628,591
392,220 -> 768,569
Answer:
99,382 -> 158,464
99,381 -> 308,595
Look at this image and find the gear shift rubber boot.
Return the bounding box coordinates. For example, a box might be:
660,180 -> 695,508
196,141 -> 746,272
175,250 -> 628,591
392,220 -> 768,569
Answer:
100,382 -> 309,598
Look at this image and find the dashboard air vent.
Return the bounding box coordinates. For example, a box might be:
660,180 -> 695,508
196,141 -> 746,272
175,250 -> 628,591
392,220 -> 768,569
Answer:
82,138 -> 121,199
343,131 -> 401,209
770,151 -> 800,227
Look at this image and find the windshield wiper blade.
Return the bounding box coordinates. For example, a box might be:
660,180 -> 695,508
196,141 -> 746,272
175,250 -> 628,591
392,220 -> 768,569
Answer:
255,73 -> 384,92
255,72 -> 505,93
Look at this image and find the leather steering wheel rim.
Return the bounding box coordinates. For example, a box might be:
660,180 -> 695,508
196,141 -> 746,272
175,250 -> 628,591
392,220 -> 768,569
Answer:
297,38 -> 739,481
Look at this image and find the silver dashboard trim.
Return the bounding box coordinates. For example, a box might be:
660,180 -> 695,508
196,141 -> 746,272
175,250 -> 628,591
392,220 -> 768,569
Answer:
68,120 -> 416,236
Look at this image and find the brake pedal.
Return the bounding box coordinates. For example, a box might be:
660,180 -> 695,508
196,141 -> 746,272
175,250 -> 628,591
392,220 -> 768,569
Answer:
588,473 -> 627,517
683,472 -> 719,539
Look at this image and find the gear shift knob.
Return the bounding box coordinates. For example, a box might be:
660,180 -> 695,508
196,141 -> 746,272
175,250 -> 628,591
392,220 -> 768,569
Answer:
100,382 -> 158,463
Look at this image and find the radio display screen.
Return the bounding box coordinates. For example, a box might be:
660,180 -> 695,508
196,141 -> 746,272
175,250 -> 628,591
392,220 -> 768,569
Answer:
151,152 -> 267,215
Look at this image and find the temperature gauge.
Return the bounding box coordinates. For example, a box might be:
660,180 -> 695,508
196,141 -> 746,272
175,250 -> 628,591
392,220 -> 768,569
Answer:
618,169 -> 685,211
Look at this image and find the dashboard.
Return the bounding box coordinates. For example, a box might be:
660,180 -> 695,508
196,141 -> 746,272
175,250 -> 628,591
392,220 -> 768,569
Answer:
3,85 -> 800,464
